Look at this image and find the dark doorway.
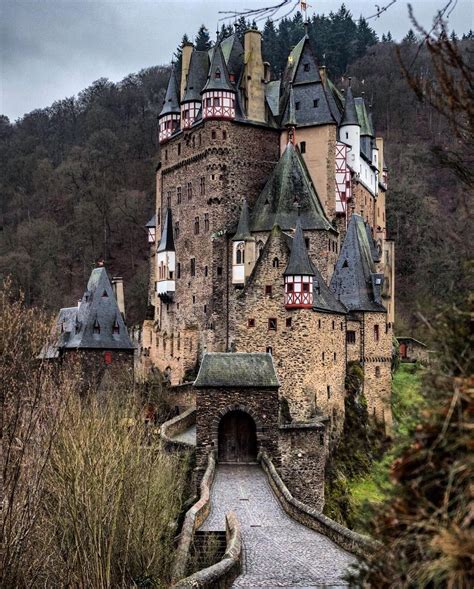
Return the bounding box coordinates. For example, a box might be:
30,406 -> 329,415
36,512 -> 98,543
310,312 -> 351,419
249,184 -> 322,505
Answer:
218,410 -> 257,463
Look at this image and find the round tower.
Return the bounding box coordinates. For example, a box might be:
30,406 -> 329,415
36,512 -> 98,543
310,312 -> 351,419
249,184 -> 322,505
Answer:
201,45 -> 236,120
158,65 -> 180,143
283,220 -> 315,309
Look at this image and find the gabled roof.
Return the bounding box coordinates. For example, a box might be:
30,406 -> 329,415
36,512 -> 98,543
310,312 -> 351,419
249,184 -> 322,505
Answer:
284,219 -> 314,276
233,199 -> 253,241
355,98 -> 374,136
64,268 -> 134,350
341,84 -> 359,127
250,142 -> 333,232
330,214 -> 385,312
159,65 -> 180,117
221,34 -> 244,81
157,208 -> 175,253
265,80 -> 281,117
194,352 -> 279,388
182,50 -> 209,103
202,44 -> 235,93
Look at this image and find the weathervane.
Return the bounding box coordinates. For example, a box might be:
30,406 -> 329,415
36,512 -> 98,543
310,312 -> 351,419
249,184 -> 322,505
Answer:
301,0 -> 310,34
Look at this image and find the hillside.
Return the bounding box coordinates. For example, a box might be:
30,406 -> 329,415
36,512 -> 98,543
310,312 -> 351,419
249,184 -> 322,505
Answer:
1,14 -> 472,330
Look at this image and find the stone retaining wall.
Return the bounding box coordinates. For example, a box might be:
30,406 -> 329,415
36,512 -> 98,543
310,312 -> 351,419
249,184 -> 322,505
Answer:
172,512 -> 242,589
160,407 -> 196,451
259,450 -> 377,558
171,451 -> 217,583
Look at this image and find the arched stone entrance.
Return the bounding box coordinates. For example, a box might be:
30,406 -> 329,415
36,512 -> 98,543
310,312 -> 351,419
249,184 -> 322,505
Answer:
218,410 -> 257,463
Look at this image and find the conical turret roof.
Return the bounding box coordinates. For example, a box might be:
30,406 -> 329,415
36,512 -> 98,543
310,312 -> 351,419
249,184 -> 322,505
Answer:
250,142 -> 333,232
182,50 -> 209,103
202,44 -> 235,93
284,219 -> 314,276
157,208 -> 175,253
282,84 -> 297,128
160,65 -> 180,117
341,83 -> 359,127
233,200 -> 253,241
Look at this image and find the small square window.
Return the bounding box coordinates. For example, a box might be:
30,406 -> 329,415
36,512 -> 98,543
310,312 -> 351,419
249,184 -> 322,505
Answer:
300,141 -> 306,154
268,318 -> 277,331
286,317 -> 292,328
313,99 -> 319,107
303,63 -> 310,72
266,346 -> 273,355
265,285 -> 272,296
248,318 -> 255,328
347,330 -> 356,344
295,101 -> 300,111
302,283 -> 310,293
212,130 -> 216,139
217,267 -> 223,276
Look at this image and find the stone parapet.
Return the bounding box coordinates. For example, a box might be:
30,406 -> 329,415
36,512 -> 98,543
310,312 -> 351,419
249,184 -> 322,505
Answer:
160,406 -> 196,451
172,512 -> 242,589
172,450 -> 217,584
259,450 -> 377,557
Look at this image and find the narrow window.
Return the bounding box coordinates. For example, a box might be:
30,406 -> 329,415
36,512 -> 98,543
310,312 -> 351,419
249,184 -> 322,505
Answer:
177,186 -> 182,204
177,262 -> 181,278
268,318 -> 277,331
295,101 -> 301,110
113,320 -> 120,334
322,351 -> 325,361
187,182 -> 192,200
287,282 -> 294,292
265,285 -> 272,296
300,141 -> 306,154
375,366 -> 381,378
190,258 -> 196,277
374,324 -> 380,341
346,330 -> 356,344
212,130 -> 216,139
248,318 -> 255,328
302,282 -> 310,293
192,295 -> 196,304
346,132 -> 349,139
200,176 -> 205,196
93,319 -> 100,335
204,304 -> 207,313
167,192 -> 171,208
266,346 -> 273,355
327,385 -> 331,399
332,320 -> 335,330
318,319 -> 321,329
213,97 -> 220,106
223,130 -> 227,140
305,237 -> 310,249
334,352 -> 337,361
286,317 -> 292,328
273,257 -> 279,268
194,216 -> 200,235
204,265 -> 208,277
303,63 -> 310,72
313,99 -> 319,107
215,68 -> 221,79
165,149 -> 168,161
157,207 -> 161,225
175,222 -> 179,239
217,267 -> 223,276
204,213 -> 209,232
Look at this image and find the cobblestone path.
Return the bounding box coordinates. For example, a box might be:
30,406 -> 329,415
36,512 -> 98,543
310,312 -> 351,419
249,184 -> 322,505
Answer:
171,424 -> 196,446
200,465 -> 356,588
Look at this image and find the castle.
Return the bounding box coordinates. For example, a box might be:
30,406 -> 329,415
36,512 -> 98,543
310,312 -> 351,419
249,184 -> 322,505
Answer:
140,29 -> 395,508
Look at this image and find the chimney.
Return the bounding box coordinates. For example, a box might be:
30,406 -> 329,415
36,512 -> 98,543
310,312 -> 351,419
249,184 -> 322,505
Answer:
263,61 -> 271,83
180,42 -> 194,99
319,66 -> 327,84
243,29 -> 266,123
112,277 -> 126,319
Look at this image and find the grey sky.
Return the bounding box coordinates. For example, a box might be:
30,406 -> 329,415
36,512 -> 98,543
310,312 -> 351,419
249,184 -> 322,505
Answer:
1,0 -> 472,122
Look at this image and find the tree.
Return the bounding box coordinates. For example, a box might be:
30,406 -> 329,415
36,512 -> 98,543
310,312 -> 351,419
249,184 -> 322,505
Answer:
194,24 -> 212,50
402,28 -> 417,44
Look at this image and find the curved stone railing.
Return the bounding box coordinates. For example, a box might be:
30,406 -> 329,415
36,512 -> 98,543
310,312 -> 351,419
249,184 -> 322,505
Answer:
171,450 -> 217,584
160,406 -> 196,451
172,512 -> 242,589
259,450 -> 378,557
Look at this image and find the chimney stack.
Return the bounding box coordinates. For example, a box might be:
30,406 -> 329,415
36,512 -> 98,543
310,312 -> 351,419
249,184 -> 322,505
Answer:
112,276 -> 126,319
180,42 -> 194,100
243,29 -> 266,123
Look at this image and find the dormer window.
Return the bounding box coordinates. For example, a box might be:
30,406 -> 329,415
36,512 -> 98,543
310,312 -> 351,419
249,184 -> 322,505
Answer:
313,99 -> 319,107
215,68 -> 221,79
102,290 -> 108,297
295,101 -> 300,110
93,319 -> 100,335
113,320 -> 120,335
303,63 -> 310,72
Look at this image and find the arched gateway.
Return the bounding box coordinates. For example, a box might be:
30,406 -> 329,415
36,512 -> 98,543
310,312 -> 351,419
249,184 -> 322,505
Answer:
218,410 -> 257,463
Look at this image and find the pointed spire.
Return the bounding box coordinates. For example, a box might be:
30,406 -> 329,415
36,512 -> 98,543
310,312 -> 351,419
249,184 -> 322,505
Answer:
159,65 -> 180,117
202,43 -> 235,93
182,51 -> 208,103
341,78 -> 359,126
283,84 -> 297,127
284,219 -> 315,276
233,200 -> 253,241
157,208 -> 175,253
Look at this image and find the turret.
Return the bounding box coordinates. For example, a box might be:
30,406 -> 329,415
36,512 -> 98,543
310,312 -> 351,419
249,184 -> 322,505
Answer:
201,45 -> 236,120
145,214 -> 156,245
232,200 -> 255,285
283,220 -> 315,309
340,80 -> 360,173
156,208 -> 175,301
158,65 -> 180,143
181,50 -> 208,129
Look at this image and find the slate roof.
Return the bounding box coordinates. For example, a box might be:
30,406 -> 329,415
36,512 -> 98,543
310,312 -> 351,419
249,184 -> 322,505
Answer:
312,262 -> 347,314
157,208 -> 175,253
365,221 -> 381,262
250,142 -> 333,232
222,34 -> 244,81
330,214 -> 386,312
324,76 -> 343,124
159,65 -> 180,117
63,267 -> 134,350
202,44 -> 235,93
265,81 -> 281,117
182,50 -> 209,103
283,219 -> 314,276
340,84 -> 359,127
355,98 -> 373,136
282,85 -> 297,127
233,200 -> 253,241
145,214 -> 156,228
194,352 -> 279,388
397,337 -> 427,347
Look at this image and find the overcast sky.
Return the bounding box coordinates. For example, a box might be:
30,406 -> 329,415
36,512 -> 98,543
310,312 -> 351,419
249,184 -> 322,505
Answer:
1,0 -> 472,122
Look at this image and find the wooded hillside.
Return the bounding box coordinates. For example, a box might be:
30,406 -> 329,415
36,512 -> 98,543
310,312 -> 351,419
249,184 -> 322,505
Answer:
1,8 -> 471,331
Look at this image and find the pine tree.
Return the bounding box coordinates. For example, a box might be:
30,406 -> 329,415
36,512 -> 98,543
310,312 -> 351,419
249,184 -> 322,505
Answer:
355,17 -> 378,58
174,33 -> 190,70
195,25 -> 212,51
403,29 -> 418,44
386,31 -> 393,42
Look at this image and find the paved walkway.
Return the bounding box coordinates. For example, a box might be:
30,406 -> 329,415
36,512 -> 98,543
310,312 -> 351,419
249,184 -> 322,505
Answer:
171,424 -> 196,446
201,465 -> 356,588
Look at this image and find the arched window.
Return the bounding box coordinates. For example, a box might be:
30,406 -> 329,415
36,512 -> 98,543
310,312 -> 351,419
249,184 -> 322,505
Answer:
112,319 -> 120,335
257,240 -> 264,258
272,257 -> 279,268
236,242 -> 245,264
215,68 -> 221,79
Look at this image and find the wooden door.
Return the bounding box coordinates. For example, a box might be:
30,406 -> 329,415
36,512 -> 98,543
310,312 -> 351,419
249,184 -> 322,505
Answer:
218,410 -> 257,463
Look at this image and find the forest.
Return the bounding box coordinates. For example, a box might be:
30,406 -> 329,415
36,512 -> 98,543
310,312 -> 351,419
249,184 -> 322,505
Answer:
0,5 -> 472,335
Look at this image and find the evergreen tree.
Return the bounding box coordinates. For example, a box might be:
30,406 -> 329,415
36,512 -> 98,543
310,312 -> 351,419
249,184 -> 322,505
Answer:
195,25 -> 212,50
174,33 -> 190,70
403,29 -> 418,44
386,31 -> 393,42
355,17 -> 378,58
262,19 -> 279,75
